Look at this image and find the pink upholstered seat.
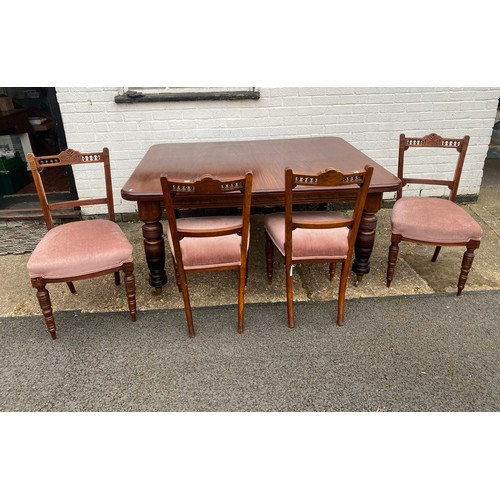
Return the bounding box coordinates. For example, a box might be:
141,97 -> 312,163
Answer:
27,219 -> 133,280
391,197 -> 483,244
264,211 -> 350,260
167,216 -> 247,270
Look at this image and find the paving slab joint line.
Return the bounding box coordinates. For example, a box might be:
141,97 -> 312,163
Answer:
469,205 -> 500,238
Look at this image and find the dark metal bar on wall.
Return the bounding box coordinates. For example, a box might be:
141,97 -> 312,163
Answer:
115,90 -> 260,104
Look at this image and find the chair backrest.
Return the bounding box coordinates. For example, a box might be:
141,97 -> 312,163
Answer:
27,148 -> 115,230
160,172 -> 253,264
284,165 -> 373,259
397,133 -> 470,201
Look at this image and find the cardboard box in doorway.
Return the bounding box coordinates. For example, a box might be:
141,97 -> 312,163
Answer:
0,96 -> 14,112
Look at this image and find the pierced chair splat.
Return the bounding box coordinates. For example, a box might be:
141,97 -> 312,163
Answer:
386,133 -> 483,295
26,148 -> 137,339
161,172 -> 253,337
264,165 -> 373,328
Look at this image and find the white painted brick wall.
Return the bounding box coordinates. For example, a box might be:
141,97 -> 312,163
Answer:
55,87 -> 500,214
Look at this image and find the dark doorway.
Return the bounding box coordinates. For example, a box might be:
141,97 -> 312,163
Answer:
0,87 -> 77,219
478,98 -> 500,221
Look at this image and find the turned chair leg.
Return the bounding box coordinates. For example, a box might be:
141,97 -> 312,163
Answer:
32,278 -> 56,340
329,262 -> 337,282
265,231 -> 274,284
66,281 -> 77,294
457,244 -> 477,296
431,246 -> 442,262
123,262 -> 137,322
386,235 -> 401,287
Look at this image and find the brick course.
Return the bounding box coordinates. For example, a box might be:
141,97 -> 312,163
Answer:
56,87 -> 499,214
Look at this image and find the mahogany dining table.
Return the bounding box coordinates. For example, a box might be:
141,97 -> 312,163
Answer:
121,136 -> 401,289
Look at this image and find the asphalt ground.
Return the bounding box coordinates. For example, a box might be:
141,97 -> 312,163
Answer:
2,290 -> 499,412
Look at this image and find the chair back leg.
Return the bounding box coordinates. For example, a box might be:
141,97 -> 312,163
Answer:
337,261 -> 349,326
66,282 -> 77,294
176,264 -> 195,337
171,256 -> 182,292
245,253 -> 249,287
329,262 -> 337,282
265,231 -> 274,284
285,260 -> 295,328
431,246 -> 442,262
114,271 -> 121,286
238,262 -> 247,334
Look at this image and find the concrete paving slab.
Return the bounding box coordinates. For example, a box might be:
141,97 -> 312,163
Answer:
1,204 -> 499,320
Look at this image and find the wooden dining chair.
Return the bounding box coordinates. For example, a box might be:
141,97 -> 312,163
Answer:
264,165 -> 373,328
26,148 -> 137,339
161,172 -> 253,337
386,133 -> 483,295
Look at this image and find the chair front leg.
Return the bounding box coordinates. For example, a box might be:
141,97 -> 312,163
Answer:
386,234 -> 401,287
457,242 -> 479,296
32,277 -> 56,340
123,262 -> 137,322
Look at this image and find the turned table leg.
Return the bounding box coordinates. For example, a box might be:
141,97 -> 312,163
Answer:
138,201 -> 168,290
352,193 -> 382,284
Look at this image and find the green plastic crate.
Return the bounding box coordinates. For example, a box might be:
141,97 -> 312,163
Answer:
0,152 -> 24,172
0,162 -> 30,195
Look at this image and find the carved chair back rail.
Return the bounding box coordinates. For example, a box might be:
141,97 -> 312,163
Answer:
397,133 -> 470,201
28,148 -> 115,229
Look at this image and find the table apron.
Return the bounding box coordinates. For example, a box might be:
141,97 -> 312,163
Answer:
127,187 -> 395,210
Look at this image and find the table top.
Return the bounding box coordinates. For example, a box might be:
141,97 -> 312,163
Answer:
122,136 -> 400,207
